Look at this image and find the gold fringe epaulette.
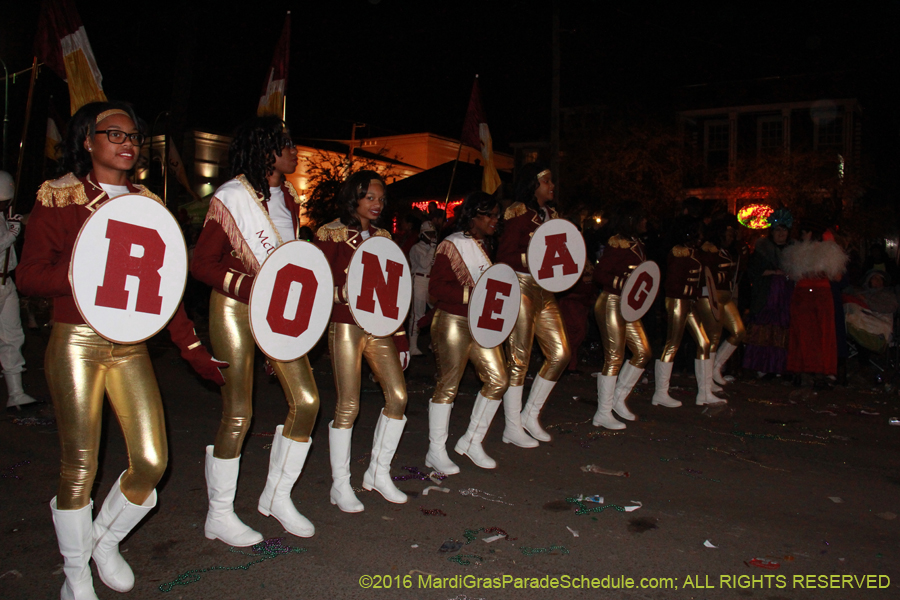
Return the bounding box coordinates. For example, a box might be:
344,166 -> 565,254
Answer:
36,174 -> 89,207
701,241 -> 718,253
608,235 -> 631,249
316,219 -> 349,243
284,180 -> 302,205
373,227 -> 392,240
205,197 -> 259,273
133,185 -> 163,205
436,241 -> 474,287
672,246 -> 691,258
504,202 -> 528,220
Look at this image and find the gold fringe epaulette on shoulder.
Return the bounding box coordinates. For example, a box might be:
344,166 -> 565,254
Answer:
504,202 -> 528,220
133,185 -> 163,205
608,235 -> 631,249
316,219 -> 349,243
672,245 -> 691,258
36,174 -> 88,207
284,180 -> 302,205
436,241 -> 473,287
373,227 -> 392,240
701,241 -> 718,253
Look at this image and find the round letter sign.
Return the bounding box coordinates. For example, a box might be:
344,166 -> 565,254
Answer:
526,219 -> 586,293
249,241 -> 334,362
467,263 -> 521,348
347,236 -> 412,337
620,261 -> 661,322
70,194 -> 187,344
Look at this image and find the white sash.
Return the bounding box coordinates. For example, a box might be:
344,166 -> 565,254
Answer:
213,176 -> 284,270
446,231 -> 491,286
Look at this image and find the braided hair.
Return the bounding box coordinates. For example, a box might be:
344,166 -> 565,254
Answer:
229,115 -> 288,201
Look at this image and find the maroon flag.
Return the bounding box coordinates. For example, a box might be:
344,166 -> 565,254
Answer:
258,11 -> 291,117
460,75 -> 501,194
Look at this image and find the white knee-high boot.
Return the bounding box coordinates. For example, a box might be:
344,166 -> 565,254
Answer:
713,340 -> 738,385
521,375 -> 555,442
424,402 -> 460,475
612,362 -> 643,420
328,421 -> 364,513
695,359 -> 727,405
651,360 -> 682,408
362,412 -> 408,504
594,375 -> 625,430
204,446 -> 263,547
92,473 -> 156,592
501,385 -> 539,448
258,425 -> 314,538
454,393 -> 501,468
51,499 -> 99,600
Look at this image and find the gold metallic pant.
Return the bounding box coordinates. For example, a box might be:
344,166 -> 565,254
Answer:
594,292 -> 652,376
696,291 -> 746,350
209,291 -> 319,459
506,273 -> 570,387
431,310 -> 509,404
328,322 -> 407,429
660,297 -> 710,362
47,324 -> 166,510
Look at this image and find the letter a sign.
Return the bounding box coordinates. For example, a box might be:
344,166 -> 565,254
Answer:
70,195 -> 188,343
347,236 -> 412,337
620,261 -> 661,322
249,241 -> 334,362
527,219 -> 586,293
468,263 -> 521,348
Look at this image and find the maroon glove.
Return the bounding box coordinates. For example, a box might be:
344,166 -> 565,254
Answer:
183,345 -> 229,386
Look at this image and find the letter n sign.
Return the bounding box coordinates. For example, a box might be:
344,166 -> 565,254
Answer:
266,264 -> 317,337
355,251 -> 402,319
94,220 -> 165,314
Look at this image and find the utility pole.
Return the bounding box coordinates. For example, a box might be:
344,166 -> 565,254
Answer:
550,4 -> 561,201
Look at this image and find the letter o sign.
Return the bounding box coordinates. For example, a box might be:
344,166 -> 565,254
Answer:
70,195 -> 187,343
250,241 -> 334,362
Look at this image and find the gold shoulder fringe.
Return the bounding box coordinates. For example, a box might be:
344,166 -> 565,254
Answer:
548,206 -> 559,220
316,219 -> 348,242
133,185 -> 164,205
701,241 -> 718,253
504,202 -> 527,220
436,241 -> 474,287
284,180 -> 302,205
204,197 -> 260,274
37,174 -> 88,207
608,235 -> 631,249
373,227 -> 392,240
672,246 -> 690,258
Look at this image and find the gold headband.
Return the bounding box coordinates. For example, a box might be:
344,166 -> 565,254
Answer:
537,169 -> 551,180
95,109 -> 129,124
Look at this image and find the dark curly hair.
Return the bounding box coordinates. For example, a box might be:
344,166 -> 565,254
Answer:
336,170 -> 387,228
515,162 -> 548,212
454,191 -> 499,236
229,115 -> 289,201
57,101 -> 142,177
605,200 -> 645,239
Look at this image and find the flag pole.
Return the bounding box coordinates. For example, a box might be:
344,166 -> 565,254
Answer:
2,56 -> 38,285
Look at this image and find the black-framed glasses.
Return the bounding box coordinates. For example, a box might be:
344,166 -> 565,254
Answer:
95,130 -> 146,146
280,135 -> 295,149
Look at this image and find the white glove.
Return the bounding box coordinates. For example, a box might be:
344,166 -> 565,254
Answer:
399,351 -> 410,371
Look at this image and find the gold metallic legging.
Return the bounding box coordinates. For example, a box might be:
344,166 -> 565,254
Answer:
660,297 -> 710,362
696,291 -> 746,350
209,291 -> 319,459
328,322 -> 407,429
594,292 -> 652,376
506,273 -> 570,387
431,310 -> 509,404
46,324 -> 166,510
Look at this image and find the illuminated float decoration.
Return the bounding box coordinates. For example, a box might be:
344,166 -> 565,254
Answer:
737,204 -> 774,229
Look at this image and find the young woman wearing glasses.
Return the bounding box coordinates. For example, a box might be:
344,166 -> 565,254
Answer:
17,101 -> 225,600
191,115 -> 320,545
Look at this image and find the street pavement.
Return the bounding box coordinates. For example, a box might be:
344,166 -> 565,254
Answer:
2,324 -> 899,600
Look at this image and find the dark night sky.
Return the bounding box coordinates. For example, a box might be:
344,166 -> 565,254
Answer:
1,0 -> 897,152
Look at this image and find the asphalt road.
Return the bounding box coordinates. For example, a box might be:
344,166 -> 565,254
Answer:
2,324 -> 899,600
